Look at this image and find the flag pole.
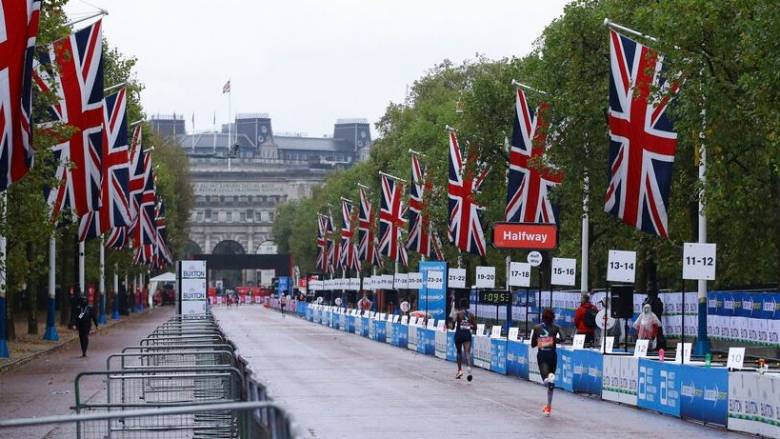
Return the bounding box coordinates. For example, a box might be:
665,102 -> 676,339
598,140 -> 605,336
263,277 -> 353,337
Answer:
602,18 -> 658,42
79,240 -> 85,298
340,197 -> 354,204
511,80 -> 550,96
43,234 -> 59,340
103,82 -> 126,94
112,263 -> 120,320
0,193 -> 9,358
97,237 -> 106,324
378,171 -> 407,184
64,9 -> 108,28
408,149 -> 427,157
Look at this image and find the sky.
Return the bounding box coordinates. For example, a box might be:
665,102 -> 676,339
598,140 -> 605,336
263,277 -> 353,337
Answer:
65,0 -> 571,138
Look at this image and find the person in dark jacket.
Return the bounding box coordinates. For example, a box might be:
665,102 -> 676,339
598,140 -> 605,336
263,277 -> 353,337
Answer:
72,296 -> 98,357
574,293 -> 598,346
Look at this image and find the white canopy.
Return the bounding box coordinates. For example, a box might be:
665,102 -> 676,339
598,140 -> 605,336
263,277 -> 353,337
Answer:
150,272 -> 176,282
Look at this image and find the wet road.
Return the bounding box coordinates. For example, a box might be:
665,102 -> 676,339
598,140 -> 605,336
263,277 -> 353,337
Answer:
214,305 -> 742,439
0,307 -> 173,438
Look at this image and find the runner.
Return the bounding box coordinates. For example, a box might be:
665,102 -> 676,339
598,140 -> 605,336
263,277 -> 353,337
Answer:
531,308 -> 562,417
449,298 -> 475,381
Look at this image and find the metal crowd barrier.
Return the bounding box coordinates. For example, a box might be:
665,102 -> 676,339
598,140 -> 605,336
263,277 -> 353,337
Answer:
0,401 -> 293,439
0,313 -> 297,438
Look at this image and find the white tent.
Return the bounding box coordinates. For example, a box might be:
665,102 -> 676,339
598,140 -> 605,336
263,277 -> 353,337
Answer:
150,272 -> 176,282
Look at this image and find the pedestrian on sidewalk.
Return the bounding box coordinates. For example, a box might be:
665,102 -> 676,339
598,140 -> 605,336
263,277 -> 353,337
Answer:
531,308 -> 561,417
450,298 -> 475,381
574,293 -> 598,347
72,296 -> 99,357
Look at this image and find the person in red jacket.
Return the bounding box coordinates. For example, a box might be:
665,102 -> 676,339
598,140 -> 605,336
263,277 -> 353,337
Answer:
574,293 -> 598,347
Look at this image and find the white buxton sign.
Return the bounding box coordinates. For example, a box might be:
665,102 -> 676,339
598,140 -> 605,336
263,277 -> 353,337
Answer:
179,260 -> 208,315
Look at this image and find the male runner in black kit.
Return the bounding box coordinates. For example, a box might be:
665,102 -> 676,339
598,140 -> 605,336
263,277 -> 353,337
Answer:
531,308 -> 561,416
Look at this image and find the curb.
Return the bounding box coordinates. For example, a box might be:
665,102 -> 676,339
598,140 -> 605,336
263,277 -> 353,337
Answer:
0,309 -> 151,374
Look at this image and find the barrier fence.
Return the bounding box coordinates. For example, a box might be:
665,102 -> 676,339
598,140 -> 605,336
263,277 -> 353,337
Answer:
270,298 -> 780,438
0,312 -> 296,439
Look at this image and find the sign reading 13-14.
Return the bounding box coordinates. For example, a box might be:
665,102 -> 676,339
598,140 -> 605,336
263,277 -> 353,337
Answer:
607,250 -> 636,283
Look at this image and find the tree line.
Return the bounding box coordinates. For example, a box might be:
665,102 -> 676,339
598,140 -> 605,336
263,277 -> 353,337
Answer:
273,0 -> 778,293
3,0 -> 193,339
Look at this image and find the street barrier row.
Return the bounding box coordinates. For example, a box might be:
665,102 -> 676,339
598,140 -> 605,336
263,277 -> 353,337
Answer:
272,299 -> 780,438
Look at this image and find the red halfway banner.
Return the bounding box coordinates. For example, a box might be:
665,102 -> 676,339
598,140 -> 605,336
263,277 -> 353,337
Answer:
492,222 -> 558,250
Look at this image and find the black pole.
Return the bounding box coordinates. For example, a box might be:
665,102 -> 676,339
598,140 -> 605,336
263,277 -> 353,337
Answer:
525,287 -> 530,338
537,267 -> 542,324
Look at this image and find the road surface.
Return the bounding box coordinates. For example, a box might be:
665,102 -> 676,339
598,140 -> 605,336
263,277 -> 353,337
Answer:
214,305 -> 741,439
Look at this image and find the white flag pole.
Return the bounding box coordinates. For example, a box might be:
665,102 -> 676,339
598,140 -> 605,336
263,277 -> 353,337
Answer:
78,241 -> 85,297
43,235 -> 59,340
0,192 -> 9,357
112,263 -> 119,320
581,172 -> 590,293
98,237 -> 106,324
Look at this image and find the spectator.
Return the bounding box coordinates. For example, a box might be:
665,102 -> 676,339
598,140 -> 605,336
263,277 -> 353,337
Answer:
634,304 -> 661,349
574,293 -> 598,347
643,292 -> 666,350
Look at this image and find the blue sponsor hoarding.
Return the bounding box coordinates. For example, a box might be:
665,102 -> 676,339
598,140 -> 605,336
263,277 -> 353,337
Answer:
447,331 -> 457,362
572,350 -> 603,395
679,365 -> 728,425
360,317 -> 370,337
637,359 -> 681,416
417,327 -> 436,355
375,320 -> 387,343
506,340 -> 529,379
393,322 -> 408,348
419,261 -> 448,321
490,339 -> 507,375
555,349 -> 574,392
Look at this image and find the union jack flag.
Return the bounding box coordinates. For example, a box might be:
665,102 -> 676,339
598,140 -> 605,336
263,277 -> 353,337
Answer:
378,174 -> 405,262
357,186 -> 376,265
105,226 -> 127,249
605,30 -> 678,238
127,125 -> 145,246
447,130 -> 489,256
154,200 -> 172,268
325,212 -> 336,274
134,151 -> 156,263
315,214 -> 328,272
78,89 -> 130,241
406,153 -> 437,258
0,0 -> 40,191
505,88 -> 563,224
339,198 -> 358,271
35,20 -> 104,220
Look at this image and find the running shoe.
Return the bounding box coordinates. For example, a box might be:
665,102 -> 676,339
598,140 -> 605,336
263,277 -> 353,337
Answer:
466,367 -> 473,382
455,370 -> 463,379
542,405 -> 551,417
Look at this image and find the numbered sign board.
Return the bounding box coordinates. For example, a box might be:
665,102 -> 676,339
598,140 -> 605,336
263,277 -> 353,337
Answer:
393,273 -> 408,290
607,250 -> 636,283
508,262 -> 531,287
425,270 -> 444,289
727,347 -> 745,370
475,266 -> 496,289
572,334 -> 586,350
407,272 -> 422,290
448,268 -> 467,289
683,243 -> 716,281
551,257 -> 576,287
381,275 -> 394,290
633,339 -> 649,357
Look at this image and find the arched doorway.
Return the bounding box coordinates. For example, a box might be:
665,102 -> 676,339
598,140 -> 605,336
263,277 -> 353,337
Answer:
183,240 -> 203,260
212,240 -> 246,290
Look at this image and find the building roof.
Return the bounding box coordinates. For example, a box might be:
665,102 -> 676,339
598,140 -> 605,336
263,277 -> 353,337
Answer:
274,135 -> 352,152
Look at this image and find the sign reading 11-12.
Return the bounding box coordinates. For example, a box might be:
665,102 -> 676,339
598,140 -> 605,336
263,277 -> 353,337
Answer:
683,243 -> 716,280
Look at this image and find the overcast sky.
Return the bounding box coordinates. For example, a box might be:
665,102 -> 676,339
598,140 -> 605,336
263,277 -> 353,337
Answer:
65,0 -> 570,138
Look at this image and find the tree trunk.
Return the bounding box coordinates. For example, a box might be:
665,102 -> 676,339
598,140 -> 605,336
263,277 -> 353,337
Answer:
6,288 -> 15,341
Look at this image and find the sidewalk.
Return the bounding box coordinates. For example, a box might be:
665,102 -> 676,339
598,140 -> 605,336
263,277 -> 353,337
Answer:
0,308 -> 152,372
0,306 -> 172,432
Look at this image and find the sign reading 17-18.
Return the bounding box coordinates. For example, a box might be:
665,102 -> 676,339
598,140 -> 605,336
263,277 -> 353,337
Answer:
683,243 -> 716,281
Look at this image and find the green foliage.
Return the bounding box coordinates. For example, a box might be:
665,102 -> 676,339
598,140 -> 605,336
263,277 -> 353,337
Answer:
273,0 -> 779,290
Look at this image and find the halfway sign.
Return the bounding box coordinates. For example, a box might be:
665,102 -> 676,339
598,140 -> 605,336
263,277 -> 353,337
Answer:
492,222 -> 558,250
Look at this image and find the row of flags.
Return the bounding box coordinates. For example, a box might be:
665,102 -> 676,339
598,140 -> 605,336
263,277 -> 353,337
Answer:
315,27 -> 678,269
0,1 -> 171,270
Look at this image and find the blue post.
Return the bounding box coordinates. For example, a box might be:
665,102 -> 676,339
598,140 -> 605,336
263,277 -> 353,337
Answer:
42,296 -> 59,341
97,293 -> 107,325
112,292 -> 120,320
0,296 -> 9,358
693,296 -> 711,356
